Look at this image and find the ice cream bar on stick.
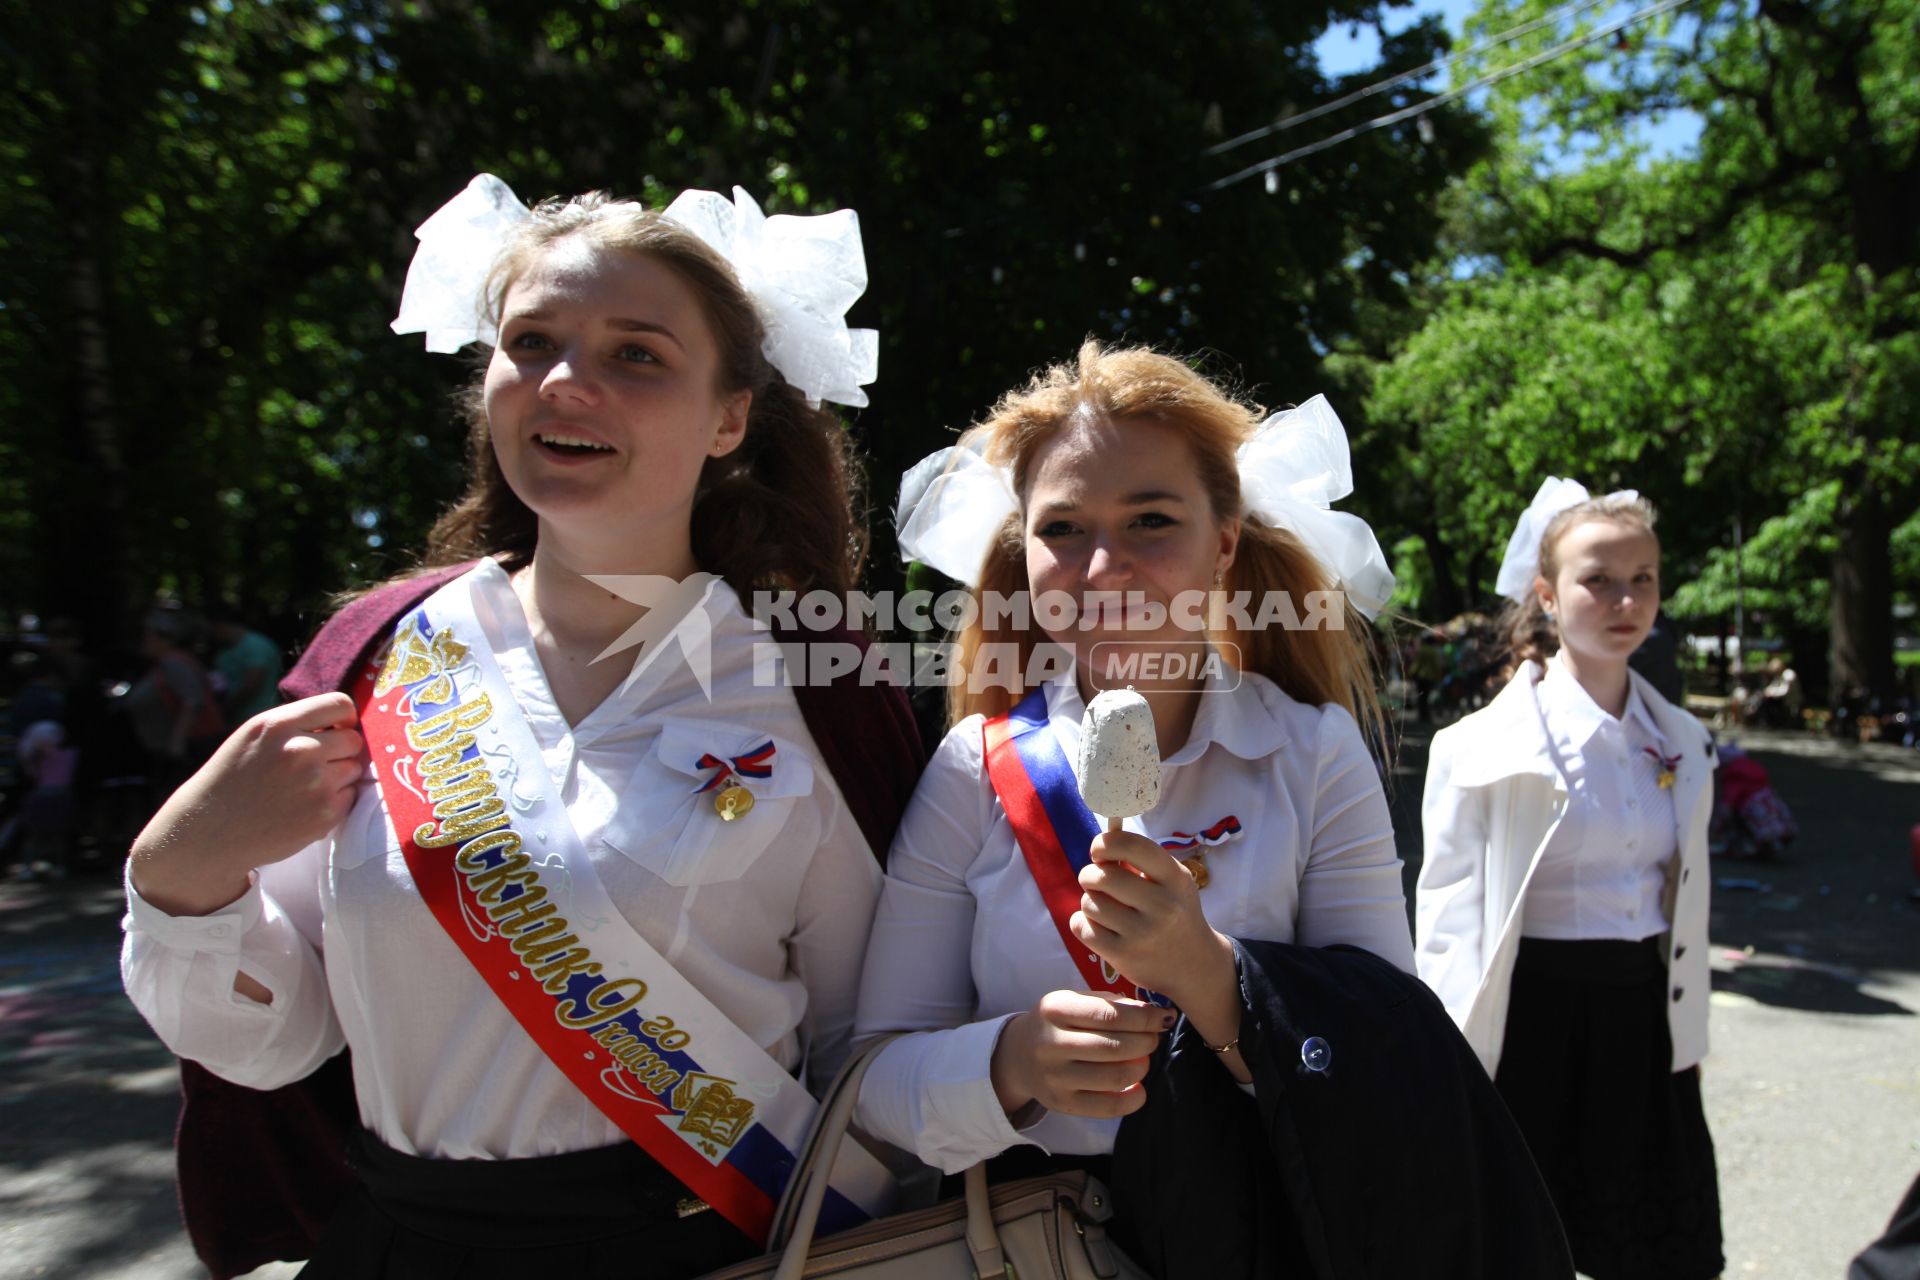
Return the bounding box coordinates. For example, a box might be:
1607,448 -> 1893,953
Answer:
1078,686 -> 1160,832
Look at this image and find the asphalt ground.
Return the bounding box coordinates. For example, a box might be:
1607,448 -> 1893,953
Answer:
1,720 -> 1915,1278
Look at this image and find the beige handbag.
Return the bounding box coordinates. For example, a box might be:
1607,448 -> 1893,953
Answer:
702,1037 -> 1152,1280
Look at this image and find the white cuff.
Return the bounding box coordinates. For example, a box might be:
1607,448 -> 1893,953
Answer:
859,1014 -> 1052,1175
923,1014 -> 1048,1162
123,868 -> 263,953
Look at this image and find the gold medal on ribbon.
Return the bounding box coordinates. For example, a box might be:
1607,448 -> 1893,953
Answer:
1657,770 -> 1676,790
1180,853 -> 1211,890
714,785 -> 754,821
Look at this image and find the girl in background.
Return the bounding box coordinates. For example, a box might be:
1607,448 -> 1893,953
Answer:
1417,479 -> 1722,1280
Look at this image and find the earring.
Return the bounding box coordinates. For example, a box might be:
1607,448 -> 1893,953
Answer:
1213,569 -> 1224,586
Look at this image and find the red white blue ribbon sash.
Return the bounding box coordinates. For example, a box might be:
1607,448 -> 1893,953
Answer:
983,685 -> 1165,1003
356,579 -> 888,1242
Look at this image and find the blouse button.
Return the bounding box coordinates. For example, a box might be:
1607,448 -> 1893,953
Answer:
1301,1037 -> 1332,1073
208,924 -> 231,940
1672,988 -> 1685,1003
1675,945 -> 1687,960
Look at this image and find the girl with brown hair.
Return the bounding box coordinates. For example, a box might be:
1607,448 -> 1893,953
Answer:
121,176 -> 909,1278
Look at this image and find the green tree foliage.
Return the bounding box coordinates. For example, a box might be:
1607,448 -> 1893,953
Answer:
1364,0 -> 1918,695
0,0 -> 1483,656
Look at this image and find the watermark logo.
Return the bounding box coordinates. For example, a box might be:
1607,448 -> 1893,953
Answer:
751,639 -> 1244,692
1088,642 -> 1241,690
582,572 -> 717,698
583,580 -> 1340,694
749,588 -> 1346,637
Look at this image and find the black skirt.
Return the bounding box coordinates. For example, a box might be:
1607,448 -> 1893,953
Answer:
296,1129 -> 761,1279
1496,936 -> 1725,1280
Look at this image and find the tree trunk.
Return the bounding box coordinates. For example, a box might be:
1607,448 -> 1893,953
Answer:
1827,486 -> 1895,701
53,74 -> 134,653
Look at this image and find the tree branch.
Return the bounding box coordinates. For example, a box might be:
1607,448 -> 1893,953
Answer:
1526,153 -> 1820,268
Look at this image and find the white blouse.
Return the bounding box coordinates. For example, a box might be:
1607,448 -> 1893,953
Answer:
1520,657 -> 1679,941
853,668 -> 1414,1174
122,561 -> 883,1159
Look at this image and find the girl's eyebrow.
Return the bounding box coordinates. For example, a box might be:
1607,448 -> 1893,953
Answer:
1034,490 -> 1188,519
502,310 -> 687,353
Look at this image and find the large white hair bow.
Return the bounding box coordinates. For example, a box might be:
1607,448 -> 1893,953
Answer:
894,393 -> 1396,619
390,174 -> 530,354
662,187 -> 878,407
893,442 -> 1020,586
1236,396 -> 1396,618
389,174 -> 879,408
1495,476 -> 1641,601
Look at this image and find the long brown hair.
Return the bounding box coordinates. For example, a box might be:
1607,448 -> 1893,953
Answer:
1500,492 -> 1660,672
408,190 -> 865,599
947,341 -> 1384,748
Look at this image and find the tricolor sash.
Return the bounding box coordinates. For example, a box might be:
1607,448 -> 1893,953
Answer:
355,577 -> 891,1242
982,686 -> 1163,1003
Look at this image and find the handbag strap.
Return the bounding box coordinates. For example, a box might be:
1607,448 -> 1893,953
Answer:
963,1164 -> 1008,1278
770,1035 -> 1009,1280
768,1035 -> 893,1261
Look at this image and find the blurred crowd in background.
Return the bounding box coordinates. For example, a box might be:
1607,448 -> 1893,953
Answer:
0,603 -> 284,882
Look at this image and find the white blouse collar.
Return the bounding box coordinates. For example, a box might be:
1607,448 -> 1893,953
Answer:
461,557 -> 730,739
1539,655 -> 1667,750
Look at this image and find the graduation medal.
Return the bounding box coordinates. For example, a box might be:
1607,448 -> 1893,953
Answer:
714,785 -> 755,821
695,742 -> 776,821
1644,746 -> 1681,789
1158,815 -> 1245,890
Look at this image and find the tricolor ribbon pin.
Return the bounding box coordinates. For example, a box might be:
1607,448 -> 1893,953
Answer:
1644,746 -> 1682,789
1157,816 -> 1243,891
694,742 -> 776,794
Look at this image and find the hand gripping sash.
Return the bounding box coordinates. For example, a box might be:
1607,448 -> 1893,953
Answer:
982,685 -> 1162,1003
354,583 -> 890,1242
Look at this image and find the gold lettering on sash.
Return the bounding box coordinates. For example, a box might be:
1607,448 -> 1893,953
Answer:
416,802 -> 510,848
419,761 -> 490,795
513,925 -> 584,967
452,830 -> 523,872
465,854 -> 537,904
556,978 -> 650,1031
405,696 -> 496,752
641,1015 -> 692,1052
532,950 -> 603,994
489,892 -> 557,933
592,1025 -> 683,1095
416,734 -> 478,776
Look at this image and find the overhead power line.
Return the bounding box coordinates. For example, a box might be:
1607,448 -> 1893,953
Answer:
1206,0 -> 1613,158
1207,0 -> 1695,192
